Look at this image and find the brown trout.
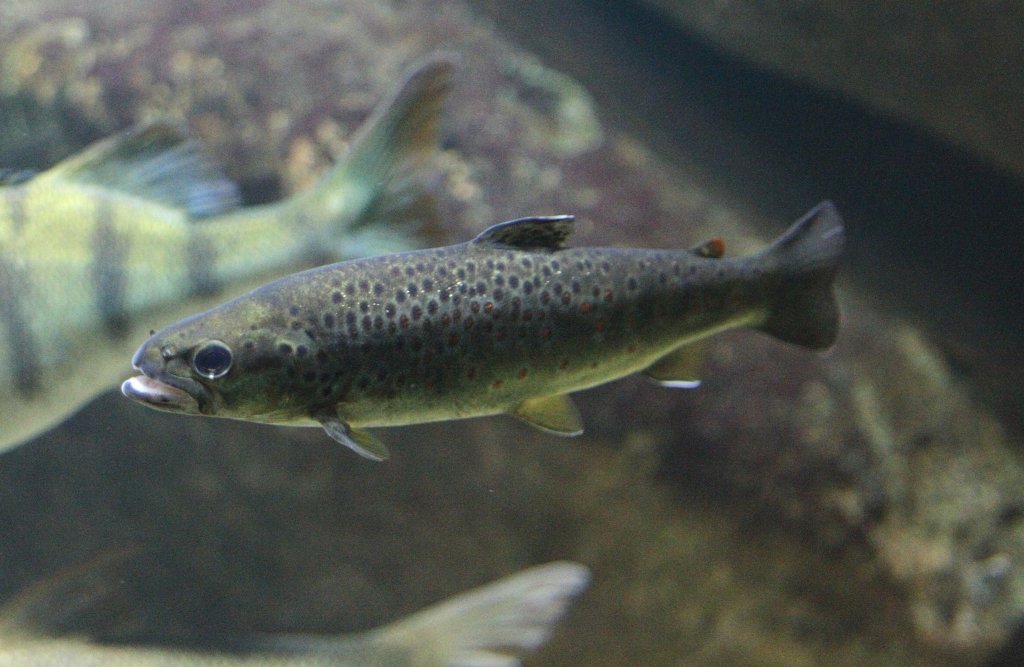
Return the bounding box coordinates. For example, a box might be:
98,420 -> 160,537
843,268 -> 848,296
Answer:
0,56 -> 453,453
123,201 -> 844,461
0,559 -> 588,666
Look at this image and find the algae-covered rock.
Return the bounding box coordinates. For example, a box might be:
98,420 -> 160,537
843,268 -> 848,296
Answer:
0,1 -> 1021,665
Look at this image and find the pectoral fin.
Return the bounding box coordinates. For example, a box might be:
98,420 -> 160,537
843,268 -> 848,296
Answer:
643,344 -> 705,388
512,395 -> 583,436
316,415 -> 390,461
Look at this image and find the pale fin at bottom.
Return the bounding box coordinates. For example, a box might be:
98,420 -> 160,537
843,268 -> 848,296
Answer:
512,395 -> 584,436
316,415 -> 390,461
642,344 -> 705,388
371,561 -> 590,666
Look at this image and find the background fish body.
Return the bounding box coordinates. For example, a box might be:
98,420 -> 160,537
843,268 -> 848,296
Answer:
0,56 -> 453,453
126,202 -> 844,460
0,558 -> 589,667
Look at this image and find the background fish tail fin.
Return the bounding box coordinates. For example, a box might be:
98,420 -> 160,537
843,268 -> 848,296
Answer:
364,561 -> 588,666
756,200 -> 845,349
297,54 -> 456,257
0,546 -> 141,639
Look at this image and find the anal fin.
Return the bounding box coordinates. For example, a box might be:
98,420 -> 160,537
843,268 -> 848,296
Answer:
642,344 -> 705,388
512,395 -> 583,436
316,414 -> 390,461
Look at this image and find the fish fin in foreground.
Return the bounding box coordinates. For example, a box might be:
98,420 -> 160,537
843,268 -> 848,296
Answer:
254,562 -> 590,667
756,200 -> 845,350
642,342 -> 706,388
33,123 -> 240,218
315,412 -> 390,461
512,394 -> 584,435
307,53 -> 457,253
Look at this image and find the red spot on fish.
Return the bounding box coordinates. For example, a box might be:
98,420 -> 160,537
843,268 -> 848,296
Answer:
627,344 -> 636,353
484,302 -> 494,314
604,290 -> 614,302
541,326 -> 551,339
399,314 -> 410,329
448,333 -> 459,346
580,302 -> 592,315
518,367 -> 528,380
561,292 -> 571,304
595,320 -> 606,331
495,328 -> 507,341
559,358 -> 569,370
471,301 -> 480,314
492,380 -> 503,390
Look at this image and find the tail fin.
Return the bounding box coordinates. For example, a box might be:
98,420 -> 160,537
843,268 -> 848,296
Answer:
756,200 -> 845,349
370,561 -> 589,666
254,562 -> 589,667
296,54 -> 455,256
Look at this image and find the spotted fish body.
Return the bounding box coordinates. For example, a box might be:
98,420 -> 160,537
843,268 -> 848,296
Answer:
125,201 -> 844,460
0,56 -> 453,452
0,558 -> 589,667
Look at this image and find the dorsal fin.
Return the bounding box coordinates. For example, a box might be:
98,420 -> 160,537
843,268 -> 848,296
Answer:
36,123 -> 240,218
471,215 -> 575,251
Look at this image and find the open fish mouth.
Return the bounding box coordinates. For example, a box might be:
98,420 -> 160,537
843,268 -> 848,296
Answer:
121,374 -> 199,413
121,353 -> 215,415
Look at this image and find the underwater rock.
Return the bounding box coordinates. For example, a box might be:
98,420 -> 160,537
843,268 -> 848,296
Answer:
1,1 -> 1021,665
634,0 -> 1024,180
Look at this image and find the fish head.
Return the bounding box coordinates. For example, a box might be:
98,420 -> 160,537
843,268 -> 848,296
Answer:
122,299 -> 319,421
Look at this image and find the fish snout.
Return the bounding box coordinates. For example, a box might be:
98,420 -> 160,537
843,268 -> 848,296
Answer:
122,341 -> 215,415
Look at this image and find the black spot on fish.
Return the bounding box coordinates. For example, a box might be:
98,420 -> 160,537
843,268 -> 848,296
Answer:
408,283 -> 418,297
523,282 -> 533,295
359,301 -> 369,313
374,283 -> 384,296
627,277 -> 638,290
345,283 -> 355,295
422,278 -> 434,291
323,313 -> 335,328
427,300 -> 439,314
332,291 -> 342,304
508,276 -> 519,288
385,303 -> 396,318
278,343 -> 293,355
396,290 -> 406,303
289,305 -> 300,316
359,280 -> 369,292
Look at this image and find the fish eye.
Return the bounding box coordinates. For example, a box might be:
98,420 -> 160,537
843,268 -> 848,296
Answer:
192,340 -> 233,380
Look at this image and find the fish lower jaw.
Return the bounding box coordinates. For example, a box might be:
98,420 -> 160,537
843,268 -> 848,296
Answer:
121,375 -> 200,414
